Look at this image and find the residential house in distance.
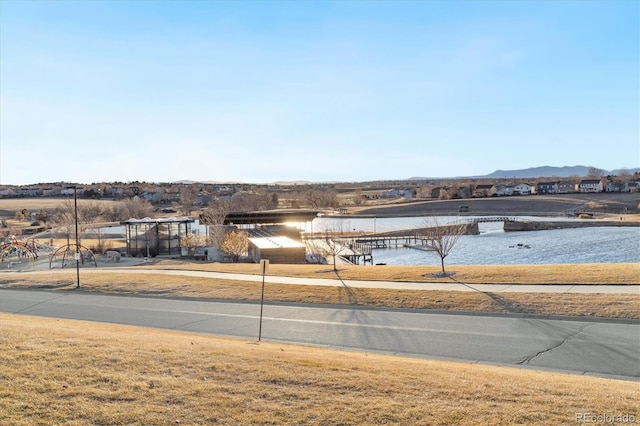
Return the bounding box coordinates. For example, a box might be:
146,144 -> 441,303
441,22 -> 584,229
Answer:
196,190 -> 213,206
430,186 -> 447,199
537,182 -> 558,195
456,186 -> 472,199
142,191 -> 163,203
579,179 -> 603,193
557,181 -> 576,194
110,186 -> 125,198
0,188 -> 15,198
60,187 -> 85,196
381,188 -> 416,199
165,190 -> 181,202
42,187 -> 59,197
18,186 -> 43,197
473,184 -> 494,197
605,180 -> 622,192
494,184 -> 514,196
514,183 -> 533,195
127,186 -> 141,197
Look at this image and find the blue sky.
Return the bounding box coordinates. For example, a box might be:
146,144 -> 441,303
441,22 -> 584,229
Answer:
1,0 -> 638,185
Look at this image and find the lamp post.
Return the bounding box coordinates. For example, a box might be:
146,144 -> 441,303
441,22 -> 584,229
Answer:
68,186 -> 80,288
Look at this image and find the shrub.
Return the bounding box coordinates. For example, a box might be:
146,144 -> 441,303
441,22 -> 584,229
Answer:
90,240 -> 113,255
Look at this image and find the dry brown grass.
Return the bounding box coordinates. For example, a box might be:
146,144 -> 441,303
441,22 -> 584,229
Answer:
601,213 -> 640,222
1,269 -> 638,319
2,314 -> 638,426
3,219 -> 33,229
0,198 -> 122,213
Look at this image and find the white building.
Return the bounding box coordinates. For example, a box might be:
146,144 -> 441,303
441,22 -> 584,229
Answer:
514,183 -> 533,195
579,179 -> 603,193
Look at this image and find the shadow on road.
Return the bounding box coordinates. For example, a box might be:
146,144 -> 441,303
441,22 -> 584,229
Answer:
448,276 -> 531,314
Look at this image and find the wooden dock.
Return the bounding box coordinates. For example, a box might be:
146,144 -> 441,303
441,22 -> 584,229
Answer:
341,241 -> 373,265
303,222 -> 480,264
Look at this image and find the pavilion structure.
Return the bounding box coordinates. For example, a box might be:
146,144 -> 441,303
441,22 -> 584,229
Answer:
121,217 -> 194,257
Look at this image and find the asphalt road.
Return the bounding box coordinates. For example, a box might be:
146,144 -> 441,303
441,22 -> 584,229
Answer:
2,289 -> 638,380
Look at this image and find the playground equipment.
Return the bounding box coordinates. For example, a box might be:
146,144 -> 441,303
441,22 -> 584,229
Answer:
1,237 -> 39,267
49,243 -> 98,269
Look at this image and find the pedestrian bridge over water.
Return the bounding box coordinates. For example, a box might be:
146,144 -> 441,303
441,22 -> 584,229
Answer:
460,216 -> 523,223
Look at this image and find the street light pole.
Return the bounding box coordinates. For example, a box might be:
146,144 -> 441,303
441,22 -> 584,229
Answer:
72,186 -> 80,288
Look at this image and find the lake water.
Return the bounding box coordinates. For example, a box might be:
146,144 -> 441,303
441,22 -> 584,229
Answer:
306,216 -> 639,265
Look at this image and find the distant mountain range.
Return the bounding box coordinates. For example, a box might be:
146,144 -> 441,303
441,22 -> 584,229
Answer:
480,166 -> 639,179
173,166 -> 639,186
410,166 -> 639,181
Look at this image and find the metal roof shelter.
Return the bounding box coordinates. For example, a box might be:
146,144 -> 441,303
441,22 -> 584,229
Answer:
223,209 -> 320,226
248,236 -> 307,264
122,217 -> 194,257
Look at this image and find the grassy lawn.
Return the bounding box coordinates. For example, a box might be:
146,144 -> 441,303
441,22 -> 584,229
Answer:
1,314 -> 638,426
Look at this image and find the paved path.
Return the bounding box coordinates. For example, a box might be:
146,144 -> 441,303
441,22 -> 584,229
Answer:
11,268 -> 640,294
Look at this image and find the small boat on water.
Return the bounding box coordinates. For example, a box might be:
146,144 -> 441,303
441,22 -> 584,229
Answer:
509,243 -> 531,249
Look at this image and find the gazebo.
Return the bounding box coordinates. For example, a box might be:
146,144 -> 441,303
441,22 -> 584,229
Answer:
122,217 -> 194,257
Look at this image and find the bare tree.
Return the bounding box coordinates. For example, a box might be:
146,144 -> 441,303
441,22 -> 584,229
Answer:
179,187 -> 197,216
306,187 -> 338,209
221,229 -> 249,261
35,209 -> 49,225
587,167 -> 605,178
100,198 -> 153,222
122,197 -> 153,219
51,199 -> 78,246
352,189 -> 365,206
141,224 -> 159,258
79,202 -> 110,254
307,223 -> 349,271
107,203 -> 126,221
270,192 -> 279,208
200,199 -> 233,251
180,232 -> 207,258
418,217 -> 467,276
229,191 -> 273,211
77,201 -> 105,224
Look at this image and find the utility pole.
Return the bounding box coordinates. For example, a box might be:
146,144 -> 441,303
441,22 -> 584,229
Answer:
69,186 -> 80,288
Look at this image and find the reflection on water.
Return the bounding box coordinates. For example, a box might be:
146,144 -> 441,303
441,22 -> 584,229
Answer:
372,227 -> 639,266
307,216 -> 639,265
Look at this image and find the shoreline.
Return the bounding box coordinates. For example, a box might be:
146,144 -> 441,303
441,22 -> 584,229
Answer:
504,219 -> 640,231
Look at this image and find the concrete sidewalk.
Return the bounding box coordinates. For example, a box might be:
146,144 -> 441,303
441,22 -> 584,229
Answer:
69,268 -> 640,294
